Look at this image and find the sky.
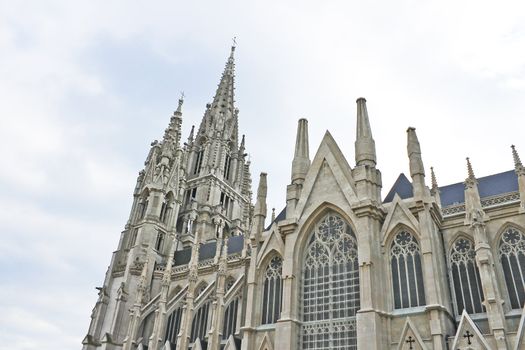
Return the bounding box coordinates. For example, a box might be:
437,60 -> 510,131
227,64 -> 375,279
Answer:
1,0 -> 525,349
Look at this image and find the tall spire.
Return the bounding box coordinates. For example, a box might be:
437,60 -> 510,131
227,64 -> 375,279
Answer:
291,118 -> 310,184
465,157 -> 476,187
407,127 -> 426,198
196,45 -> 237,138
355,97 -> 376,166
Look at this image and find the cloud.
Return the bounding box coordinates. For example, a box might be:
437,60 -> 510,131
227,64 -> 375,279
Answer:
1,0 -> 525,349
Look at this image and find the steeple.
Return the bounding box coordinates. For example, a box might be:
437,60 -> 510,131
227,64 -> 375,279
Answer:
196,45 -> 238,142
406,127 -> 427,199
291,118 -> 310,184
355,97 -> 376,167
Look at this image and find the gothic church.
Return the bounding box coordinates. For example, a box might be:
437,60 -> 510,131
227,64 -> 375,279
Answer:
83,45 -> 525,350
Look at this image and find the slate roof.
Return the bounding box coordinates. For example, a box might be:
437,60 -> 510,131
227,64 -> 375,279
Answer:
384,170 -> 518,206
264,206 -> 286,231
173,235 -> 245,266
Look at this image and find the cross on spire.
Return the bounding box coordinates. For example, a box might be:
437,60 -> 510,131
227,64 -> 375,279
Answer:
405,336 -> 415,349
463,330 -> 474,345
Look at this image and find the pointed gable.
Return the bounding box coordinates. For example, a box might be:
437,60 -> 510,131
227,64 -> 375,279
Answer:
397,317 -> 428,350
293,131 -> 358,220
257,227 -> 285,267
451,311 -> 492,349
193,338 -> 203,350
381,194 -> 420,245
223,335 -> 238,350
257,332 -> 274,350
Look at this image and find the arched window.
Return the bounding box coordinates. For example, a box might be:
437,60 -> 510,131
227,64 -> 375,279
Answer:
261,256 -> 283,324
390,230 -> 425,309
499,226 -> 525,309
165,307 -> 183,346
449,237 -> 485,314
190,301 -> 211,345
301,213 -> 359,350
222,297 -> 239,340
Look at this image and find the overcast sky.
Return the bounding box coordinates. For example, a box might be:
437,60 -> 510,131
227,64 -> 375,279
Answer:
1,0 -> 525,349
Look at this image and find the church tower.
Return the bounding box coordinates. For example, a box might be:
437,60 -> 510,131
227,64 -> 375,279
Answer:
82,44 -> 253,350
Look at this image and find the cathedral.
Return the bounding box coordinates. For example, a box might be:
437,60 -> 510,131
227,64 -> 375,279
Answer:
82,45 -> 525,350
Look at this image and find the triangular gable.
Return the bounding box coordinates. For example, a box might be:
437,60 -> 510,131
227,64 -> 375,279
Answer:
514,303 -> 525,350
193,338 -> 203,350
223,335 -> 237,350
397,317 -> 428,350
451,310 -> 492,349
257,332 -> 274,350
161,340 -> 172,350
257,227 -> 285,267
381,194 -> 420,245
294,131 -> 359,220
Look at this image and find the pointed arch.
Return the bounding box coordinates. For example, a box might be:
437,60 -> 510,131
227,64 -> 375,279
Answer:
293,202 -> 358,265
497,224 -> 525,309
380,195 -> 420,246
448,235 -> 485,315
390,228 -> 425,309
299,210 -> 359,349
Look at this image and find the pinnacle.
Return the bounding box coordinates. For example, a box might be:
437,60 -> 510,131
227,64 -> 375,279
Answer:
430,166 -> 438,190
512,145 -> 523,168
355,97 -> 376,166
466,157 -> 476,180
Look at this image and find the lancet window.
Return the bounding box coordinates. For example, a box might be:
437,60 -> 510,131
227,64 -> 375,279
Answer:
499,226 -> 525,309
449,237 -> 485,314
165,307 -> 183,346
261,256 -> 283,325
222,297 -> 239,340
301,213 -> 359,350
390,230 -> 425,309
190,301 -> 210,345
193,150 -> 203,175
224,154 -> 232,181
155,231 -> 165,252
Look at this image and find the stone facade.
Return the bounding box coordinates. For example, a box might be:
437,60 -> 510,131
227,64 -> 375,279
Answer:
83,46 -> 525,350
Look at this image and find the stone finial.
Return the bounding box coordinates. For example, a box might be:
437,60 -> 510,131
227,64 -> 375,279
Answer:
271,208 -> 276,222
430,166 -> 438,192
240,134 -> 245,153
175,93 -> 184,115
291,118 -> 310,184
407,127 -> 426,198
407,127 -> 425,177
465,157 -> 477,187
512,145 -> 524,171
188,125 -> 195,143
467,157 -> 476,180
355,97 -> 376,166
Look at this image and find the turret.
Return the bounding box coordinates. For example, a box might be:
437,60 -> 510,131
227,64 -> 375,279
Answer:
407,127 -> 427,199
291,118 -> 310,185
355,97 -> 376,167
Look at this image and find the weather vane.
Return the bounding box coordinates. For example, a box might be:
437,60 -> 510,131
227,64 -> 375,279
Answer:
180,91 -> 185,100
232,36 -> 237,47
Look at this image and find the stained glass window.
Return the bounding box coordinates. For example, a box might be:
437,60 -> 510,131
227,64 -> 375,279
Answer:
499,226 -> 525,309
